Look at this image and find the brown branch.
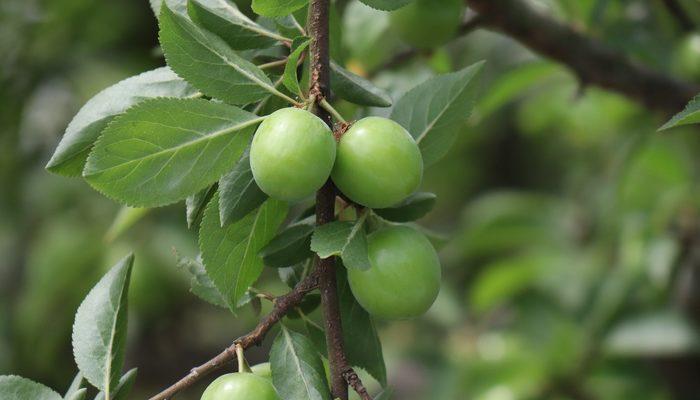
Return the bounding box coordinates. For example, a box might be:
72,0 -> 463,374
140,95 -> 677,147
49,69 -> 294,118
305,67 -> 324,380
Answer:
466,0 -> 700,114
148,270 -> 320,400
343,368 -> 372,400
660,0 -> 695,32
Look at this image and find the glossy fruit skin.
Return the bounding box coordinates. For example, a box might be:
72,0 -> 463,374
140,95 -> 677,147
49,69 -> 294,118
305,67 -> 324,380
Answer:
389,0 -> 464,49
347,226 -> 440,319
250,108 -> 336,202
332,117 -> 422,208
201,373 -> 279,400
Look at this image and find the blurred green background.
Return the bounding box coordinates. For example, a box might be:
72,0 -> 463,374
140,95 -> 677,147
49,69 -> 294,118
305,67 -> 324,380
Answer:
2,0 -> 700,399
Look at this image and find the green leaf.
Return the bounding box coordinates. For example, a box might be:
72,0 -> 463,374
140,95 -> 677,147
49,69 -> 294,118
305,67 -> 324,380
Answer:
0,376 -> 61,400
104,206 -> 150,243
270,326 -> 331,400
390,62 -> 484,166
375,388 -> 393,400
186,185 -> 217,229
83,98 -> 261,207
94,368 -> 137,400
278,261 -> 312,288
311,219 -> 371,271
219,149 -> 268,226
300,314 -> 327,357
175,252 -> 228,308
72,254 -> 134,395
283,37 -> 311,97
374,192 -> 436,222
660,94 -> 700,131
150,0 -> 187,16
65,388 -> 86,400
188,0 -> 284,49
605,311 -> 700,357
330,61 -> 391,107
260,223 -> 314,268
337,269 -> 386,385
64,372 -> 84,399
252,0 -> 309,17
200,194 -> 288,310
160,4 -> 288,105
46,67 -> 197,176
358,0 -> 413,11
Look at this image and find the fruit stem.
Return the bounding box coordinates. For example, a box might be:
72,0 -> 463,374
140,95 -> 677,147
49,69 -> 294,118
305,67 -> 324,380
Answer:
235,344 -> 252,373
319,98 -> 347,123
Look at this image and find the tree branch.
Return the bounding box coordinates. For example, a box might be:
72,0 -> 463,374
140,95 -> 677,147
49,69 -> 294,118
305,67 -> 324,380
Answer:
148,270 -> 320,400
308,0 -> 351,398
466,0 -> 700,114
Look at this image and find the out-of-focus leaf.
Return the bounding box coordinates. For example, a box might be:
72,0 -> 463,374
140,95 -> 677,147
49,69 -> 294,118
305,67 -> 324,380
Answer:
63,372 -> 83,399
150,0 -> 187,16
605,311 -> 700,356
46,67 -> 197,176
283,37 -> 311,97
391,62 -> 484,166
104,206 -> 150,243
83,98 -> 259,207
374,192 -> 436,222
219,150 -> 268,226
186,185 -> 217,229
278,261 -> 312,288
188,0 -> 283,49
337,269 -> 386,385
200,194 -> 288,311
270,325 -> 330,400
252,0 -> 309,17
375,388 -> 393,400
0,376 -> 61,400
659,94 -> 700,130
65,388 -> 86,400
260,223 -> 314,268
72,254 -> 134,394
175,252 -> 227,308
476,61 -> 558,120
358,0 -> 413,10
94,369 -> 137,400
159,4 -> 279,105
330,61 -> 392,107
311,219 -> 370,271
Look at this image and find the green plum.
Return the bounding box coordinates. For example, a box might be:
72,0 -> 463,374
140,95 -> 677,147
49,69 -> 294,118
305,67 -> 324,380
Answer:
250,108 -> 336,202
201,372 -> 279,400
332,117 -> 422,208
674,33 -> 700,80
347,225 -> 440,319
389,0 -> 464,49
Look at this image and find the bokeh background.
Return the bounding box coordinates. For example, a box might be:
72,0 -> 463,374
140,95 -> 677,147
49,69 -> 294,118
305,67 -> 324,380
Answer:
3,0 -> 700,399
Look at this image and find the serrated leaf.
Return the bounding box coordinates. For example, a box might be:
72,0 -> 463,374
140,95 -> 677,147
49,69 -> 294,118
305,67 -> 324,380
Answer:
200,194 -> 288,310
260,223 -> 314,268
390,61 -> 484,166
330,61 -> 391,107
283,37 -> 311,97
219,149 -> 268,226
0,376 -> 61,400
175,252 -> 228,308
46,67 -> 197,176
83,98 -> 261,207
660,94 -> 700,131
358,0 -> 413,11
188,0 -> 284,49
311,219 -> 370,271
64,372 -> 84,399
252,0 -> 309,17
72,254 -> 134,394
94,368 -> 137,400
160,4 -> 283,105
150,0 -> 187,16
270,326 -> 331,400
374,192 -> 436,222
65,388 -> 86,400
186,185 -> 217,229
337,269 -> 387,386
104,206 -> 150,243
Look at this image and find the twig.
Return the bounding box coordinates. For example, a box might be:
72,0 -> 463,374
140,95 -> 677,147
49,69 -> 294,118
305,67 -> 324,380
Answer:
466,0 -> 700,113
342,369 -> 373,400
258,59 -> 288,70
148,270 -> 320,400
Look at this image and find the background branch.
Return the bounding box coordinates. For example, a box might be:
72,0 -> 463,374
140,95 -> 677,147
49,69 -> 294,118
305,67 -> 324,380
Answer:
466,0 -> 700,114
148,270 -> 320,400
